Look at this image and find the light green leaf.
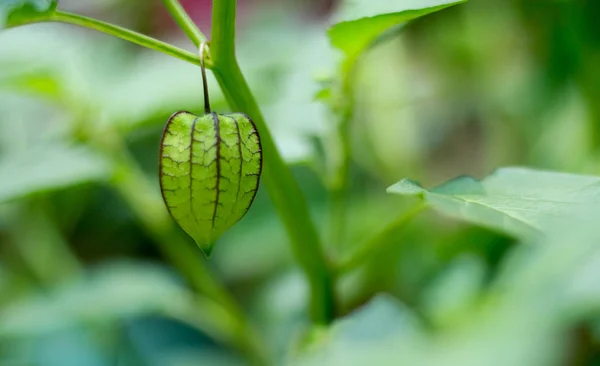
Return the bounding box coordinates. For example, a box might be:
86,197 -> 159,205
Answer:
292,294 -> 424,366
159,112 -> 263,256
328,0 -> 466,65
0,26 -> 228,131
0,144 -> 112,203
0,0 -> 57,29
261,28 -> 336,165
387,167 -> 600,239
323,294 -> 422,343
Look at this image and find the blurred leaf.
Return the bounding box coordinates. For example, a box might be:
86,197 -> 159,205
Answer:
237,13 -> 338,164
0,260 -> 243,357
147,348 -> 246,366
420,255 -> 486,327
27,328 -> 109,366
294,213 -> 600,366
0,261 -> 190,338
318,294 -> 422,344
0,144 -> 112,203
0,94 -> 68,154
0,15 -> 327,164
328,0 -> 466,65
261,28 -> 336,164
0,26 -> 130,116
292,294 -> 423,365
215,210 -> 292,282
0,26 -> 227,133
0,0 -> 57,29
388,167 -> 600,239
350,38 -> 432,183
104,53 -> 226,132
0,66 -> 62,100
7,203 -> 82,284
255,271 -> 309,360
126,316 -> 247,366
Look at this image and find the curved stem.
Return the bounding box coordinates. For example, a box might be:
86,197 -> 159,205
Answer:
210,0 -> 336,324
161,0 -> 206,47
39,11 -> 209,68
336,203 -> 427,275
199,42 -> 212,113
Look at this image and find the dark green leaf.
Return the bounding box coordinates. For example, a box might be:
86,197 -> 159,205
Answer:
388,167 -> 600,239
328,0 -> 466,64
0,0 -> 58,29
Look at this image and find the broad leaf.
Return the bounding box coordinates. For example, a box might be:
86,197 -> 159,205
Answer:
0,144 -> 112,203
387,167 -> 600,239
0,0 -> 57,29
328,0 -> 466,65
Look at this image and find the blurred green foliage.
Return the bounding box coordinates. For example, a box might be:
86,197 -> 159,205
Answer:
1,0 -> 600,365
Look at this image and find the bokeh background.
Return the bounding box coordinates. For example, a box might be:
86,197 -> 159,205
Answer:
1,0 -> 600,365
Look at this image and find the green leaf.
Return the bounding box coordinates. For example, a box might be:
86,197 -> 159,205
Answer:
387,167 -> 600,239
420,255 -> 486,326
159,111 -> 263,256
261,28 -> 337,165
0,144 -> 112,203
0,261 -> 190,337
328,0 -> 466,65
0,0 -> 57,29
323,294 -> 422,343
293,294 -> 423,365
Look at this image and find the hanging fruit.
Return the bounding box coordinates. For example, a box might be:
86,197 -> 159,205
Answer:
159,42 -> 262,256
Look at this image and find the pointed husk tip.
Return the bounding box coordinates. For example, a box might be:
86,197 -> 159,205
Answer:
198,241 -> 215,258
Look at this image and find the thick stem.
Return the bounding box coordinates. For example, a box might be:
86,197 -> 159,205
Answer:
210,0 -> 336,324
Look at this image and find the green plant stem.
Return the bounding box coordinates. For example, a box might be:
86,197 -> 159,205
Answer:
30,11 -> 207,67
336,204 -> 427,275
161,0 -> 206,46
328,104 -> 353,250
329,186 -> 347,249
210,0 -> 335,324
